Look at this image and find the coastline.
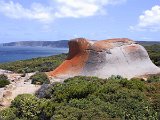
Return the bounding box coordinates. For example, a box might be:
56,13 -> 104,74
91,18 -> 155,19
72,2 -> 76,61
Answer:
0,46 -> 68,63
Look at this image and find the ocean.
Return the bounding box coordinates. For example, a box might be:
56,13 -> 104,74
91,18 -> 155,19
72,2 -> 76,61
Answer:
0,46 -> 68,63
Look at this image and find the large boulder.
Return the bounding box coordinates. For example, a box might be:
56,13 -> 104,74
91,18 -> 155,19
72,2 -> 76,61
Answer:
49,38 -> 160,80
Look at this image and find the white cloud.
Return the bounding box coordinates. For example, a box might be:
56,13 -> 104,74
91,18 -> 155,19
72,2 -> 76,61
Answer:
130,5 -> 160,31
0,0 -> 126,23
0,1 -> 54,23
54,0 -> 126,18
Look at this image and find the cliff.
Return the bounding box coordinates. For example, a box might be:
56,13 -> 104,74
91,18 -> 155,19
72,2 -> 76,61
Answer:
3,40 -> 68,48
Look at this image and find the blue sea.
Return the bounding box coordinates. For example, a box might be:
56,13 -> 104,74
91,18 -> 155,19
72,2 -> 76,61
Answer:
0,46 -> 68,63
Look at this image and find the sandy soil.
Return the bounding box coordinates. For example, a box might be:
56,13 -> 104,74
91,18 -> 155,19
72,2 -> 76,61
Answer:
0,69 -> 41,107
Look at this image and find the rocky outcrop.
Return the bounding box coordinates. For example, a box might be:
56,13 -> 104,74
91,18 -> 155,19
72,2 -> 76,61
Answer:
0,71 -> 40,107
48,38 -> 160,80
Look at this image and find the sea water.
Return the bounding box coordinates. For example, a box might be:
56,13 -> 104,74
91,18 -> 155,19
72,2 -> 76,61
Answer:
0,46 -> 68,63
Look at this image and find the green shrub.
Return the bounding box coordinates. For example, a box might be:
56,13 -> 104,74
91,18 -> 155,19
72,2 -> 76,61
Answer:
38,99 -> 59,120
31,72 -> 50,85
147,75 -> 160,83
0,74 -> 10,88
51,105 -> 112,120
146,81 -> 160,119
11,94 -> 41,119
0,108 -> 17,120
45,76 -> 102,102
44,76 -> 157,119
10,94 -> 57,120
1,76 -> 160,120
108,75 -> 125,80
0,54 -> 67,73
144,44 -> 160,66
119,78 -> 146,91
0,74 -> 8,80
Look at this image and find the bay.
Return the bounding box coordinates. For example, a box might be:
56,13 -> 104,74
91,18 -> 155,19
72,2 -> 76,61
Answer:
0,46 -> 68,63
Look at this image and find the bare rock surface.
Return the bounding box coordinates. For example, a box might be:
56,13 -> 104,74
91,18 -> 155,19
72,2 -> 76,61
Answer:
0,70 -> 40,107
49,38 -> 160,81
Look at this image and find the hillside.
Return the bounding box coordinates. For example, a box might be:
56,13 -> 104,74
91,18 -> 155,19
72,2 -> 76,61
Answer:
137,41 -> 160,46
2,40 -> 68,48
0,76 -> 160,120
2,40 -> 160,48
0,40 -> 160,120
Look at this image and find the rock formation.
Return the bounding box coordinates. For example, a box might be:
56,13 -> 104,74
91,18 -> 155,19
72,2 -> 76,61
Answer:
49,38 -> 160,80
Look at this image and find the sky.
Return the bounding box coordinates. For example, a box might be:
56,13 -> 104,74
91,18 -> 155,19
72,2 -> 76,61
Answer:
0,0 -> 160,43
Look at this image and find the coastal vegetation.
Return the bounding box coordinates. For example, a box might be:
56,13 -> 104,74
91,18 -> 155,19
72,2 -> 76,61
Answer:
31,72 -> 50,85
0,74 -> 10,88
0,43 -> 160,119
144,44 -> 160,66
0,44 -> 159,73
0,75 -> 160,120
0,54 -> 67,73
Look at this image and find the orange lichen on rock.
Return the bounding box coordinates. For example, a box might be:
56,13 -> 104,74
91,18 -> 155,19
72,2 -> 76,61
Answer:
48,37 -> 160,80
49,38 -> 91,77
102,38 -> 134,43
123,44 -> 140,53
91,38 -> 135,51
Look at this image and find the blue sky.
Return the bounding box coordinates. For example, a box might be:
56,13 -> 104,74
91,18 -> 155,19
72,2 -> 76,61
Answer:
0,0 -> 160,43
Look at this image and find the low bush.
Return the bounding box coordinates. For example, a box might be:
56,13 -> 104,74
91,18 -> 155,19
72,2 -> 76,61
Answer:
31,72 -> 50,85
0,74 -> 8,80
43,76 -> 158,119
0,108 -> 17,120
1,76 -> 160,120
144,44 -> 160,66
147,75 -> 160,83
0,54 -> 67,73
9,94 -> 56,120
0,74 -> 10,88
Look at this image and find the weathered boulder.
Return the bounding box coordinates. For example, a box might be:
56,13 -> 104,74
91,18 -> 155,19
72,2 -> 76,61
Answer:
3,91 -> 12,98
0,98 -> 11,107
49,38 -> 160,80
